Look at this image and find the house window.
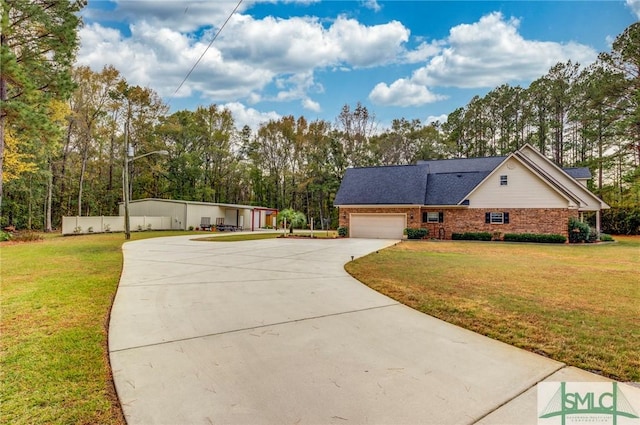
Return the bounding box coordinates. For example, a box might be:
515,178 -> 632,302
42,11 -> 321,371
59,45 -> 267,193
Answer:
500,175 -> 508,186
422,212 -> 444,223
485,212 -> 510,224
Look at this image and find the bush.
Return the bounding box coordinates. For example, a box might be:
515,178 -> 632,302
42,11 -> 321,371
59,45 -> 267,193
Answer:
405,228 -> 428,240
568,217 -> 590,243
0,230 -> 12,241
503,233 -> 566,243
337,226 -> 348,237
12,231 -> 44,242
602,207 -> 640,235
451,232 -> 492,241
588,227 -> 598,243
599,233 -> 614,242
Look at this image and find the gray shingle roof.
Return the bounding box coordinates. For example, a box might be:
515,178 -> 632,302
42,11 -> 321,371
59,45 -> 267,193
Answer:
334,165 -> 428,205
334,155 -> 590,206
424,171 -> 491,205
418,156 -> 506,173
563,167 -> 591,179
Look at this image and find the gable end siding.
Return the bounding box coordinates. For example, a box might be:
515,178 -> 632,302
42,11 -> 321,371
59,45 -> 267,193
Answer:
467,158 -> 570,208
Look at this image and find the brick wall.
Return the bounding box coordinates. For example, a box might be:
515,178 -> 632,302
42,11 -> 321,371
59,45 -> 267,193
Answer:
338,206 -> 579,240
420,208 -> 578,240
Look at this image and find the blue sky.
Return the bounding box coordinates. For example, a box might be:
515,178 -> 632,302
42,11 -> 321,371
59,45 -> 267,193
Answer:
78,0 -> 640,130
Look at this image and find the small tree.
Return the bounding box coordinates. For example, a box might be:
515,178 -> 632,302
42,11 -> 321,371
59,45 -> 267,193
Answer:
277,208 -> 306,234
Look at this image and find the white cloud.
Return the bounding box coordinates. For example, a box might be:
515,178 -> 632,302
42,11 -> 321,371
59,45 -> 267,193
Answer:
86,1 -> 246,33
626,0 -> 640,18
426,114 -> 448,125
77,22 -> 274,100
328,17 -> 409,67
368,12 -> 598,107
361,0 -> 382,12
414,12 -> 596,88
78,10 -> 411,106
302,98 -> 321,112
223,14 -> 340,73
222,102 -> 281,130
403,40 -> 442,64
369,79 -> 446,106
273,72 -> 323,103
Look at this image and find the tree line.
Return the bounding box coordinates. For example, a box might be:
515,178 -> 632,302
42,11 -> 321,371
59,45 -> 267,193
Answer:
1,2 -> 638,231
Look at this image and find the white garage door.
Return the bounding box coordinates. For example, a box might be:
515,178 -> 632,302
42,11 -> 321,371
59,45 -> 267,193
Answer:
350,214 -> 406,239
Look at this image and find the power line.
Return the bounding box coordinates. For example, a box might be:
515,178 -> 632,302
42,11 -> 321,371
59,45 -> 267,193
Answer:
170,0 -> 243,102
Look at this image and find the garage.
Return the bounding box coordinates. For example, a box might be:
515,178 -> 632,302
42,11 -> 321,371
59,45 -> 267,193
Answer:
350,214 -> 406,239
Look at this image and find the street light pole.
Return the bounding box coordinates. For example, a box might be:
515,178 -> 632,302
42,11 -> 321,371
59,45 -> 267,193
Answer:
123,157 -> 131,239
123,147 -> 168,240
123,119 -> 131,240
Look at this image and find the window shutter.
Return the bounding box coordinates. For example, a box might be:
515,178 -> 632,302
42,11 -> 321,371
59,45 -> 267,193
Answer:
439,212 -> 444,223
485,212 -> 491,224
504,212 -> 510,224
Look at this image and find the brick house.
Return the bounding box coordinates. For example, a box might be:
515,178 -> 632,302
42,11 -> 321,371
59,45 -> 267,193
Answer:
334,144 -> 609,240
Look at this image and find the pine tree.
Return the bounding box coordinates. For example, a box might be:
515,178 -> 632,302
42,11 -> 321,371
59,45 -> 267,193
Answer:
0,0 -> 85,224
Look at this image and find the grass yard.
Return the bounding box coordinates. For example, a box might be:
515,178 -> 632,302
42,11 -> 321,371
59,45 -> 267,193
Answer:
345,236 -> 640,382
0,231 -> 197,425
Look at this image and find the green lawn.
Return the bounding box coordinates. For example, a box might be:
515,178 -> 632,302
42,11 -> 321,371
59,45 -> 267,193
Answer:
0,231 -> 196,425
345,236 -> 640,382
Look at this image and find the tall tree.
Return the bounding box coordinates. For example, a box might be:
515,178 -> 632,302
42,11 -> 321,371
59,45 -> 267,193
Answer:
600,22 -> 640,205
0,0 -> 85,224
546,61 -> 580,165
569,63 -> 624,190
67,65 -> 122,217
601,22 -> 640,166
193,105 -> 236,203
335,102 -> 377,167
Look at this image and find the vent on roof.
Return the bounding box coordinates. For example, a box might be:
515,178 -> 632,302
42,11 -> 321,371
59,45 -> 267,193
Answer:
457,174 -> 462,177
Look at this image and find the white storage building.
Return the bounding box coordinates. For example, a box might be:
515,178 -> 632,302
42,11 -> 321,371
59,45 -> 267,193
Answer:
118,198 -> 278,231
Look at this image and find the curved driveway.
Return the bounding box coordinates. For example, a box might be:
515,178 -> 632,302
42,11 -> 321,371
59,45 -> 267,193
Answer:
109,235 -> 613,425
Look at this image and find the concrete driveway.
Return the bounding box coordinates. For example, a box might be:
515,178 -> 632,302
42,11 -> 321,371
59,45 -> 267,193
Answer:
109,235 -> 621,424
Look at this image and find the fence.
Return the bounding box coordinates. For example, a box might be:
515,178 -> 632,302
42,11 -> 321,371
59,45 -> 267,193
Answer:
62,216 -> 173,235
